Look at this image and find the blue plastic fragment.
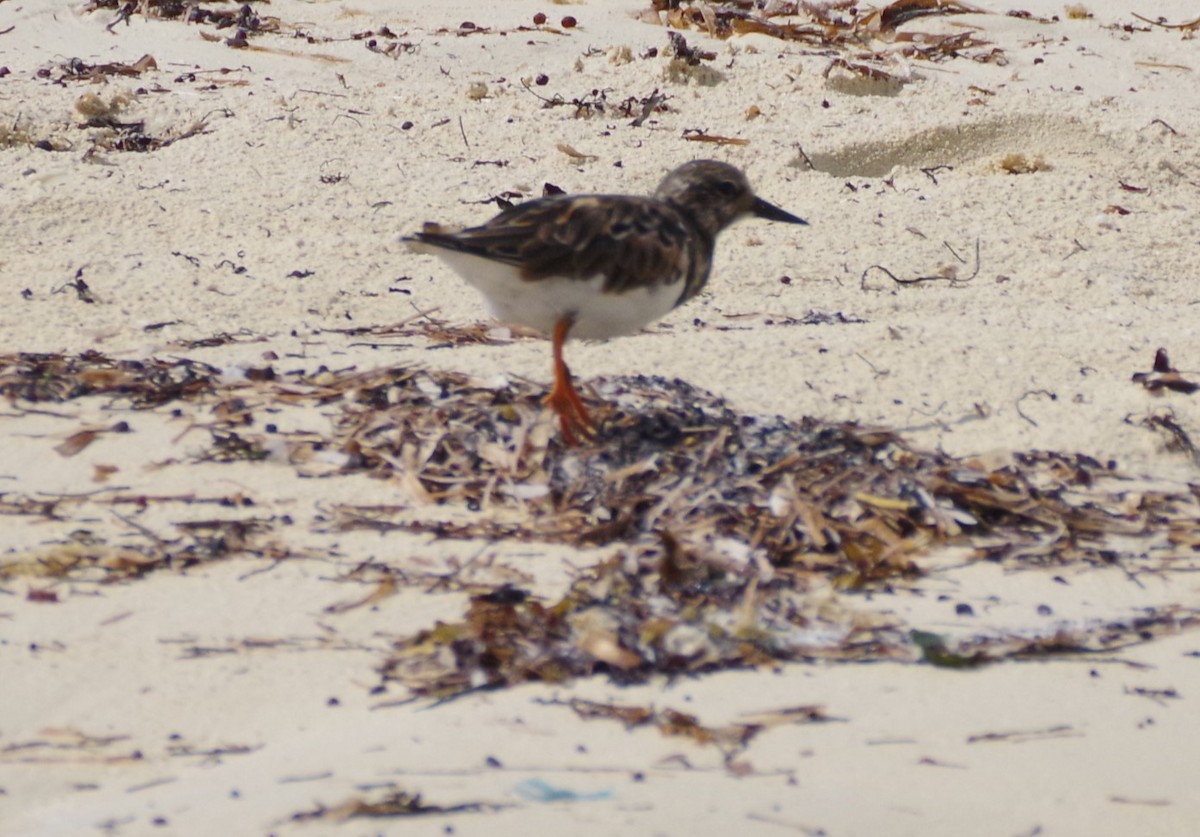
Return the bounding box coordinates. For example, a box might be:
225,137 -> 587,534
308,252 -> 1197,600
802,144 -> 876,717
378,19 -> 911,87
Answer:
514,777 -> 613,803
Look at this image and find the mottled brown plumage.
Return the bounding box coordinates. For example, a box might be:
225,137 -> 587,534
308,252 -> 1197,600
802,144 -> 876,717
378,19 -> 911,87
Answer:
404,160 -> 807,443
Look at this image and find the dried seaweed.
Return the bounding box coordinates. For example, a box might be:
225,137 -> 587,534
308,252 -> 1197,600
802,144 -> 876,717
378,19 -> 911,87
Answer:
47,54 -> 158,83
84,0 -> 280,46
379,546 -> 1198,700
1137,413 -> 1200,467
522,80 -> 671,124
535,696 -> 833,764
666,30 -> 715,65
643,0 -> 999,63
921,607 -> 1200,667
0,728 -> 141,764
0,494 -> 69,520
320,319 -> 517,349
314,369 -> 1197,578
290,788 -> 494,822
82,113 -> 214,154
5,353 -> 1196,584
682,130 -> 749,146
3,353 -> 1198,698
0,352 -> 218,407
0,515 -> 286,584
873,0 -> 986,31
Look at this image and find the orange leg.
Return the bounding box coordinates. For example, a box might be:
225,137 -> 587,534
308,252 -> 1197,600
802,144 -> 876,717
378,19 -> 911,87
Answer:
545,317 -> 596,445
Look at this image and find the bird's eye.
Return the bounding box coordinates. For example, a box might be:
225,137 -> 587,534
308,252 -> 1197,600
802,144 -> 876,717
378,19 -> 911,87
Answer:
716,180 -> 739,196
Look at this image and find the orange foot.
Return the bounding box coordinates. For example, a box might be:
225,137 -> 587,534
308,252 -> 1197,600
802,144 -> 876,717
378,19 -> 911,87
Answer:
546,317 -> 596,446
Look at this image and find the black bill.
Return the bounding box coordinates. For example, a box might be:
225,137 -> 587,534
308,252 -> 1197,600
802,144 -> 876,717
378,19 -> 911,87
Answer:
752,196 -> 808,225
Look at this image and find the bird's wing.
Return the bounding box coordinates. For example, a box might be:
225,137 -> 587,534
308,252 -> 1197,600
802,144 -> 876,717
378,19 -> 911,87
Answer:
410,196 -> 701,294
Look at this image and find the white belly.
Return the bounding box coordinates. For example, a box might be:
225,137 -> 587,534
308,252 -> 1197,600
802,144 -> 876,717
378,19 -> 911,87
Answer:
427,248 -> 683,340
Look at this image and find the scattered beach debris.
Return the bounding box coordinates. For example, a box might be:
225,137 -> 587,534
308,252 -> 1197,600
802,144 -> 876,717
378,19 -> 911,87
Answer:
376,546 -> 1197,701
682,129 -> 749,146
1136,413 -> 1200,467
521,81 -> 671,125
1132,349 -> 1199,396
1130,12 -> 1200,33
1129,350 -> 1200,464
642,0 -> 1001,64
85,0 -> 280,44
0,351 -> 219,406
2,352 -> 1198,698
0,727 -> 142,764
861,239 -> 981,289
48,54 -> 158,83
514,778 -> 612,804
535,696 -> 834,764
290,788 -> 495,822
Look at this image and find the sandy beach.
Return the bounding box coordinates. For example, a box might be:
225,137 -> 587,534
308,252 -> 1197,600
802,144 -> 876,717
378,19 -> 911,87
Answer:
2,1 -> 1199,834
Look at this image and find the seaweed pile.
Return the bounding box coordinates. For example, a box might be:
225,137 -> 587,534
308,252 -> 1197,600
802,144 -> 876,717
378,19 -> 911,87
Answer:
3,351 -> 1196,698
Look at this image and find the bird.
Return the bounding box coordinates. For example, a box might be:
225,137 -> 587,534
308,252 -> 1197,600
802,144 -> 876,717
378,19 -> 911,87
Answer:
403,159 -> 807,445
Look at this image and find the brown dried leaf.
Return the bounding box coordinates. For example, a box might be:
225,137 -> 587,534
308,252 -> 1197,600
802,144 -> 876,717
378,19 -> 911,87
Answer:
556,143 -> 597,161
876,0 -> 987,32
682,132 -> 749,146
55,429 -> 99,457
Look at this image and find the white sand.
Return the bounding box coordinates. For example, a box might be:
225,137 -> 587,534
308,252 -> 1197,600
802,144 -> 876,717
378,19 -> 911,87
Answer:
2,1 -> 1199,834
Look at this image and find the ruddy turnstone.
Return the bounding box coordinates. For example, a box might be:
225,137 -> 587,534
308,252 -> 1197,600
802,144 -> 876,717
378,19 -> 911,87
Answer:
404,159 -> 807,444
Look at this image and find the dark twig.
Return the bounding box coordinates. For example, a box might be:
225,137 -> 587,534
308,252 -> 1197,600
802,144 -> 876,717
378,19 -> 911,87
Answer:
1016,389 -> 1057,427
1131,13 -> 1200,31
921,165 -> 953,185
1149,118 -> 1179,136
861,239 -> 980,289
